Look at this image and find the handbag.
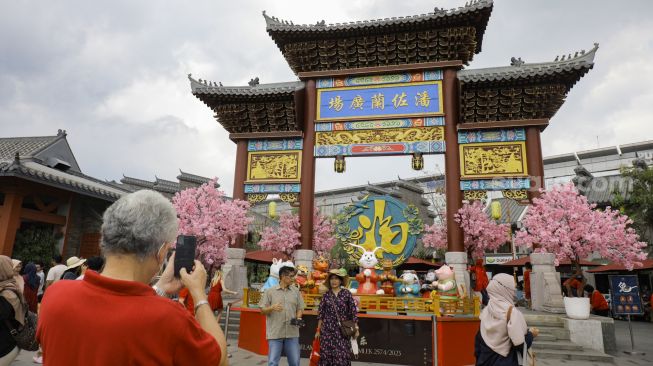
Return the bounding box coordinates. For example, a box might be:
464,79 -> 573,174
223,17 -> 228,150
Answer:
4,310 -> 39,351
507,306 -> 536,366
309,336 -> 321,366
329,294 -> 357,338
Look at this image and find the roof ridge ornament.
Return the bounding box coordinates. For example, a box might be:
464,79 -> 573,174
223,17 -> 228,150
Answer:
510,57 -> 525,66
248,77 -> 260,87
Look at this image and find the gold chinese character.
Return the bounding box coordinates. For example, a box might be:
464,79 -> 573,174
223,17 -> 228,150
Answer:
392,92 -> 408,109
350,95 -> 364,110
371,93 -> 385,110
415,91 -> 431,107
329,96 -> 344,112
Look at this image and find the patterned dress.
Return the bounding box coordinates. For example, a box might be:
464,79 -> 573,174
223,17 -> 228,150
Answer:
317,289 -> 358,366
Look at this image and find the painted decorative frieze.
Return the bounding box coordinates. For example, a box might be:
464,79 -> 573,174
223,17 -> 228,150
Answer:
248,138 -> 303,151
460,178 -> 531,191
316,70 -> 443,89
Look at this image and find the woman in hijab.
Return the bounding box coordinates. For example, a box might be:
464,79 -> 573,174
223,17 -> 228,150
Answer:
475,273 -> 539,366
22,262 -> 40,313
11,259 -> 24,294
1,255 -> 26,365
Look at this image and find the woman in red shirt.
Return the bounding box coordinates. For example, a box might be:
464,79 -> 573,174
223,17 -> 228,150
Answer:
21,262 -> 40,313
207,270 -> 237,322
584,285 -> 609,317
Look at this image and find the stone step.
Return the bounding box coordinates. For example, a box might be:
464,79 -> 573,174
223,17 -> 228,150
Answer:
532,340 -> 584,351
523,314 -> 566,324
533,349 -> 614,362
535,333 -> 558,342
526,319 -> 565,328
536,326 -> 570,340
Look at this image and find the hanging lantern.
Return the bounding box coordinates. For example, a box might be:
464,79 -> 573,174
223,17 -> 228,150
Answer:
490,201 -> 502,220
268,201 -> 277,219
334,155 -> 346,173
411,153 -> 424,170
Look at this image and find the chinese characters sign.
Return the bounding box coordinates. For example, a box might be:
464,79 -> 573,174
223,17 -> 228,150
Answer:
316,81 -> 443,121
609,275 -> 644,315
335,195 -> 423,268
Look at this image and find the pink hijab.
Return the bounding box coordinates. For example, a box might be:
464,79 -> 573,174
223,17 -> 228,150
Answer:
0,256 -> 26,324
479,273 -> 528,357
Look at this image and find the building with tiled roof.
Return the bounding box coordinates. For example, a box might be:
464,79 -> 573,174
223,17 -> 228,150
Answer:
0,130 -> 218,259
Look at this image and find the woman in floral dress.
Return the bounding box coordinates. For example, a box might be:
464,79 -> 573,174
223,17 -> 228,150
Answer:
315,268 -> 358,366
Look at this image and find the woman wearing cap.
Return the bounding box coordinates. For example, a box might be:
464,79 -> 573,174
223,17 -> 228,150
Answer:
60,257 -> 86,280
475,273 -> 539,366
315,268 -> 358,366
1,255 -> 26,365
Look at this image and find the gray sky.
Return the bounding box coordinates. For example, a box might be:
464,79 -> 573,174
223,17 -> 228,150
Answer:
1,0 -> 652,194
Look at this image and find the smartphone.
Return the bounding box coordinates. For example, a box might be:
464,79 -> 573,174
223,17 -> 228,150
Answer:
174,235 -> 197,278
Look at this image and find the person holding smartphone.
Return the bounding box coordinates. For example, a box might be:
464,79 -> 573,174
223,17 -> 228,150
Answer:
37,190 -> 228,366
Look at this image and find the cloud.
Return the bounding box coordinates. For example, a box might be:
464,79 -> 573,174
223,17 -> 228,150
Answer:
1,0 -> 652,194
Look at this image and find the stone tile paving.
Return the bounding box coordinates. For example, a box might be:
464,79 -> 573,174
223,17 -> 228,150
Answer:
11,319 -> 652,365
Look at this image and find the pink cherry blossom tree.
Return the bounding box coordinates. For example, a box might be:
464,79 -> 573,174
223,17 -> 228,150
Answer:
422,202 -> 509,259
258,207 -> 336,257
515,183 -> 648,270
172,179 -> 252,269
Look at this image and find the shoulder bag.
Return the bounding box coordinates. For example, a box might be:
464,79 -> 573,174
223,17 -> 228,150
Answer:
507,306 -> 536,366
4,309 -> 39,351
329,292 -> 356,338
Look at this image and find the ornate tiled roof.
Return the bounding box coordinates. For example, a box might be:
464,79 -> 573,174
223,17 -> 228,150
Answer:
0,134 -> 62,162
263,0 -> 493,73
189,75 -> 303,134
120,175 -> 155,190
154,177 -> 181,194
0,160 -> 126,201
458,44 -> 598,123
458,43 -> 598,86
177,170 -> 214,185
189,75 -> 304,102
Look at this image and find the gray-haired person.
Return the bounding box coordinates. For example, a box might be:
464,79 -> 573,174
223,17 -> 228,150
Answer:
37,190 -> 228,366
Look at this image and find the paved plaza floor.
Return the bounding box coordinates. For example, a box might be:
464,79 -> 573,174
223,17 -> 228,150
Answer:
10,319 -> 653,365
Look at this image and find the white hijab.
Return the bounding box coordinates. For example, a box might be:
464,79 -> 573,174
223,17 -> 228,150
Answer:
479,273 -> 529,357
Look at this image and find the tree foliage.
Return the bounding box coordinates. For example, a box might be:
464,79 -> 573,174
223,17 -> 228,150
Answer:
12,225 -> 58,267
258,207 -> 336,257
515,183 -> 647,270
422,201 -> 509,259
173,179 -> 252,269
614,164 -> 653,248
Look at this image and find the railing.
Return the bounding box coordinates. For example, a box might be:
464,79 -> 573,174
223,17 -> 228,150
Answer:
244,288 -> 479,317
223,298 -> 241,359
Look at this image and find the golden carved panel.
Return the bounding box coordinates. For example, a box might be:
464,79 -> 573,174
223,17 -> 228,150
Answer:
315,126 -> 444,146
463,190 -> 487,201
246,150 -> 302,183
502,189 -> 528,200
459,142 -> 528,179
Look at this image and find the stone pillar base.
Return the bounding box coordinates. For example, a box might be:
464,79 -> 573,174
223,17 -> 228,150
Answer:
222,248 -> 248,302
293,249 -> 314,269
530,253 -> 565,313
445,252 -> 469,296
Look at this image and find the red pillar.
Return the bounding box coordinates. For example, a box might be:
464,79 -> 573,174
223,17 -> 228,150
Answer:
443,68 -> 464,252
299,80 -> 317,250
232,140 -> 248,248
525,127 -> 545,201
0,191 -> 24,256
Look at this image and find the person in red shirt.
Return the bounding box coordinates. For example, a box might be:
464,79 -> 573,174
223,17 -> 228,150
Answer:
564,271 -> 585,297
37,190 -> 227,366
584,285 -> 610,316
470,259 -> 490,305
